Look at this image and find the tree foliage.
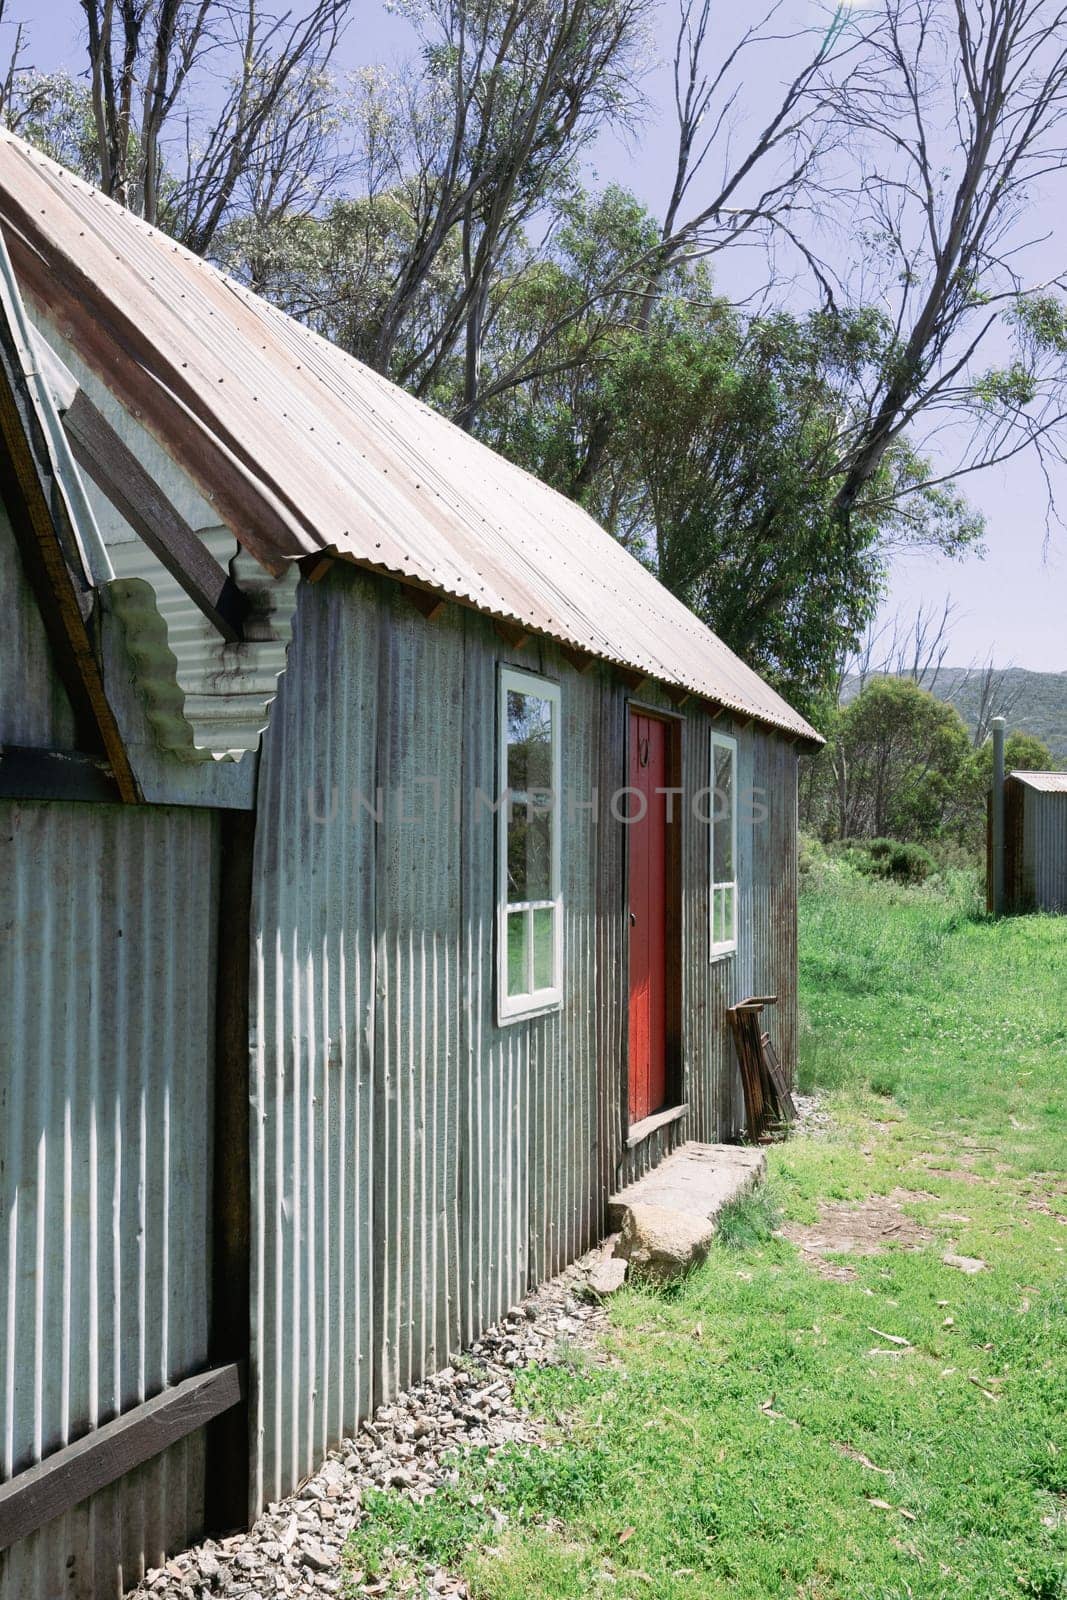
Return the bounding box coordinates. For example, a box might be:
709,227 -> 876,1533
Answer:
820,677 -> 974,841
802,677 -> 1056,850
474,229 -> 980,706
4,0 -> 1065,716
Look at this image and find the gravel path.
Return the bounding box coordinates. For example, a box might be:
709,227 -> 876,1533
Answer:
130,1247 -> 615,1600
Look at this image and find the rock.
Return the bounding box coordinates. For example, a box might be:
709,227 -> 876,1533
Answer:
587,1257 -> 628,1296
614,1203 -> 715,1283
196,1549 -> 221,1582
123,1237 -> 618,1600
943,1252 -> 986,1274
300,1541 -> 333,1574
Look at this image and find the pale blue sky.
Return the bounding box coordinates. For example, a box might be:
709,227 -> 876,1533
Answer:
15,0 -> 1066,670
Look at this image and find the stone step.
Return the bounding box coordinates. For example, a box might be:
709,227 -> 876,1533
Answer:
607,1141 -> 766,1232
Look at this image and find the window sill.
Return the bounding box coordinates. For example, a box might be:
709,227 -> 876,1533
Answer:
626,1102 -> 689,1149
710,946 -> 737,964
497,995 -> 563,1027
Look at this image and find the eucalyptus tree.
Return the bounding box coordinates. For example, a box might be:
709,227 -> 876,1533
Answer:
829,0 -> 1067,533
475,217 -> 982,709
0,0 -> 355,252
337,0 -> 658,400
452,0 -> 876,443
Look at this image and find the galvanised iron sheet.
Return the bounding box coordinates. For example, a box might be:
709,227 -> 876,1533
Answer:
0,131 -> 819,746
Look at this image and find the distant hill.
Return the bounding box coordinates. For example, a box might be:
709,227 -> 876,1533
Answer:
841,667 -> 1067,760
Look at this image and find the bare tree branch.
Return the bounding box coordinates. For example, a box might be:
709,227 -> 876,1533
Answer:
831,0 -> 1067,531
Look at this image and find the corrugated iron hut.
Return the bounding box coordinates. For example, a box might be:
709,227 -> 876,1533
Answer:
1003,772 -> 1067,913
0,129 -> 821,1597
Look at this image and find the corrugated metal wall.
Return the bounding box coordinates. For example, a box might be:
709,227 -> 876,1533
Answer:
0,800 -> 219,1600
752,730 -> 800,1088
251,566 -> 800,1514
1023,790 -> 1067,913
250,571 -> 379,1510
1004,781 -> 1023,913
250,573 -> 604,1506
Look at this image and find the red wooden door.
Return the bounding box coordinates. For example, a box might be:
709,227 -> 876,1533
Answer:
628,711 -> 669,1123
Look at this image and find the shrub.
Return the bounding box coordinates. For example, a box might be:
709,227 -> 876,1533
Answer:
860,837 -> 935,884
886,841 -> 935,883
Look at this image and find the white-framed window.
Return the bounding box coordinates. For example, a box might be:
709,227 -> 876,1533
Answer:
710,731 -> 737,958
497,666 -> 562,1022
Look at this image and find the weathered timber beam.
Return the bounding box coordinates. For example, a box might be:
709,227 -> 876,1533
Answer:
4,217 -> 292,575
664,684 -> 692,707
559,643 -> 595,673
0,745 -> 120,804
299,553 -> 334,584
494,620 -> 529,649
408,586 -> 447,622
62,390 -> 249,642
0,1363 -> 245,1552
616,666 -> 647,692
206,810 -> 255,1534
0,311 -> 139,799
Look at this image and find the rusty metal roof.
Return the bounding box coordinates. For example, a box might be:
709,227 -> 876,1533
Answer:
0,131 -> 821,744
1011,771 -> 1067,793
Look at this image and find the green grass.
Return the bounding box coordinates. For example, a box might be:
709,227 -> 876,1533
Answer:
797,865 -> 1066,1174
712,1184 -> 783,1251
347,867 -> 1067,1599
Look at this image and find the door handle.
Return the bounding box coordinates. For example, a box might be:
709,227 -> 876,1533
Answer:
629,911 -> 637,926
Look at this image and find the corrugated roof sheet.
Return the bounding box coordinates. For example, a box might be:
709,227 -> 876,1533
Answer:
1011,771 -> 1067,793
0,131 -> 820,743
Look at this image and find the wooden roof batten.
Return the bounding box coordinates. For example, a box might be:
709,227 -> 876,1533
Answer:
30,330 -> 250,642
10,312 -> 300,769
0,230 -> 139,801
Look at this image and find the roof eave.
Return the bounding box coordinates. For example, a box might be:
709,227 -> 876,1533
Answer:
329,548 -> 825,748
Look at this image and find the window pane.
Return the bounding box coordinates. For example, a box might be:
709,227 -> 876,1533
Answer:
713,743 -> 734,883
712,887 -> 723,947
507,691 -> 553,792
507,910 -> 529,997
507,799 -> 552,902
532,907 -> 555,990
722,884 -> 735,945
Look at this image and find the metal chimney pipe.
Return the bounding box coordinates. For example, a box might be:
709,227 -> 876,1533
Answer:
991,716 -> 1006,917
